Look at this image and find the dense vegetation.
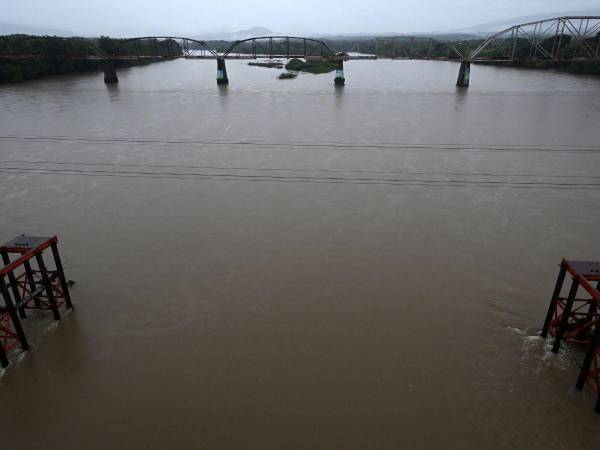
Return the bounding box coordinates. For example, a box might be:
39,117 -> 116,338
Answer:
0,36 -> 181,83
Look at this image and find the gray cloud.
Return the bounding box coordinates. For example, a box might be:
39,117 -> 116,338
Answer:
3,0 -> 600,36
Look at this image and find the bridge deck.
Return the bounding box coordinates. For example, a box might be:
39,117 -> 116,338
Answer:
0,54 -> 377,61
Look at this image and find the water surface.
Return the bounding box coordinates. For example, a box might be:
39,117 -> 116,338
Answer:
1,59 -> 600,449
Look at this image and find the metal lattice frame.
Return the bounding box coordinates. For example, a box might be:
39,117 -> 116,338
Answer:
469,16 -> 600,61
0,235 -> 73,368
122,37 -> 218,59
541,260 -> 600,413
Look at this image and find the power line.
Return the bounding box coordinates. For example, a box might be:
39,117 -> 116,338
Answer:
1,159 -> 598,180
5,165 -> 600,186
2,167 -> 600,190
1,135 -> 600,153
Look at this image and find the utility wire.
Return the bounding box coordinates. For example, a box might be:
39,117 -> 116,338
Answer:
1,159 -> 599,180
2,167 -> 600,190
3,165 -> 600,186
1,135 -> 600,153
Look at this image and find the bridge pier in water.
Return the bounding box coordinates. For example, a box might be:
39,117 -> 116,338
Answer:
540,259 -> 600,413
456,60 -> 470,87
334,60 -> 345,86
103,62 -> 118,84
0,235 -> 74,368
216,58 -> 229,85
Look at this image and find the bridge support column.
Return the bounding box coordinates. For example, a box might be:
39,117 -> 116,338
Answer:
103,62 -> 118,84
456,59 -> 470,87
334,60 -> 345,86
217,58 -> 229,85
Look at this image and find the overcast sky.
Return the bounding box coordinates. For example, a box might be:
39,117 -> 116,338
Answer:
3,0 -> 599,36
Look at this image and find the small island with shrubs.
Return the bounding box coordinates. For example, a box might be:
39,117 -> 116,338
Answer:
248,61 -> 284,69
278,72 -> 297,79
285,58 -> 337,74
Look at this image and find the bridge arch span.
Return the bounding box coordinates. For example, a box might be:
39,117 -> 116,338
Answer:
223,36 -> 335,59
121,36 -> 219,58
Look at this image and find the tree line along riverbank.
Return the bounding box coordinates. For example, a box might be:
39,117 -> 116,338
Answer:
0,36 -> 180,83
346,34 -> 600,76
1,34 -> 599,84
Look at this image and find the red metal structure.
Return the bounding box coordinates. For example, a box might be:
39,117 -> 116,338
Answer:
541,259 -> 600,412
0,235 -> 73,368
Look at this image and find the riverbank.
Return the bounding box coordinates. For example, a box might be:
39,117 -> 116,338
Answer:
0,57 -> 172,84
0,35 -> 181,84
474,60 -> 600,76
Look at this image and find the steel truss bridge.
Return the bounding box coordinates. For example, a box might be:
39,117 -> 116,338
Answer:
121,36 -> 345,60
0,35 -> 349,61
470,16 -> 600,61
0,16 -> 599,87
458,16 -> 600,86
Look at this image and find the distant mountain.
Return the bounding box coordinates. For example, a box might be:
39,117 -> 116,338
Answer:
0,21 -> 74,37
197,26 -> 279,41
451,8 -> 600,36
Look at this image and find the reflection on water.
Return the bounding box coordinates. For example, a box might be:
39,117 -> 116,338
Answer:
105,83 -> 120,103
217,83 -> 229,96
1,59 -> 600,449
334,84 -> 344,108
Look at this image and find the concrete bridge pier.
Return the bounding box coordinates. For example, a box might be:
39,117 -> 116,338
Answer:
217,58 -> 229,85
334,60 -> 345,86
456,59 -> 470,87
103,62 -> 119,84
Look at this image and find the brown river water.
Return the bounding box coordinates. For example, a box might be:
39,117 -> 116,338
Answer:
1,59 -> 600,449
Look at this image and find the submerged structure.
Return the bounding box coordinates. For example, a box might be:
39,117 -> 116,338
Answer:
542,259 -> 600,412
0,235 -> 73,368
